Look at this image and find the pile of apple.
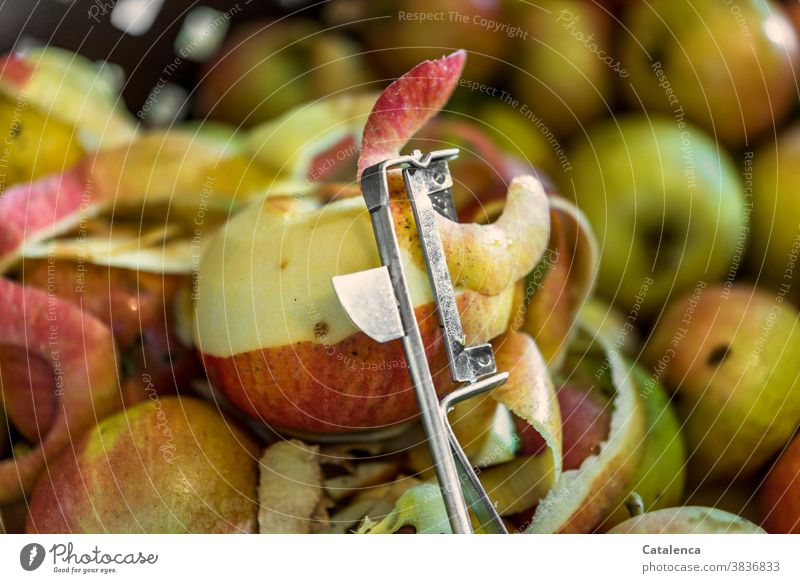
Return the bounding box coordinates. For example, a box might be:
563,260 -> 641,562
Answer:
1,0 -> 800,535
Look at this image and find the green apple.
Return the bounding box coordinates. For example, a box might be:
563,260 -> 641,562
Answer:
567,115 -> 745,315
620,0 -> 799,146
477,102 -> 562,183
196,19 -> 370,127
511,0 -> 615,137
645,284 -> 800,483
749,122 -> 800,289
608,506 -> 765,533
598,366 -> 686,530
580,297 -> 640,356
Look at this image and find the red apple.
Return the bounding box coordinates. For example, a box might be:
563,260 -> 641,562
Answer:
26,397 -> 259,534
0,278 -> 119,504
195,53 -> 551,433
21,261 -> 198,406
515,384 -> 611,470
759,435 -> 800,533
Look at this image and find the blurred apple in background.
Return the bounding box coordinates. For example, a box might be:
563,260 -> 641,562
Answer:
327,0 -> 507,83
510,0 -> 615,137
27,397 -> 259,534
620,0 -> 799,146
607,506 -> 765,533
477,102 -> 562,181
759,434 -> 800,533
566,115 -> 745,316
749,122 -> 800,290
195,19 -> 370,127
645,285 -> 800,484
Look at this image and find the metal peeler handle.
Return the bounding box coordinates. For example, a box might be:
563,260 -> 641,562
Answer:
332,149 -> 509,534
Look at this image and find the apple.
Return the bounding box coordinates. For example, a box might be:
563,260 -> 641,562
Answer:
685,480 -> 762,525
608,506 -> 765,534
26,396 -> 259,534
328,0 -> 507,83
195,178 -> 546,433
749,122 -> 800,288
514,384 -> 611,471
0,278 -> 119,504
195,19 -> 370,127
580,298 -> 640,356
759,434 -> 800,533
567,115 -> 745,316
194,52 -> 550,434
511,0 -> 615,137
645,284 -> 800,483
21,260 -> 198,406
619,0 -> 799,146
412,116 -> 552,215
0,345 -> 58,444
598,366 -> 686,531
476,102 -> 562,184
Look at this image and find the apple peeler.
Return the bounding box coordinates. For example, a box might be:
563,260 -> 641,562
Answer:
332,149 -> 509,534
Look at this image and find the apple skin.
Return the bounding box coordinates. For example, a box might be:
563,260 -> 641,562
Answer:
644,285 -> 800,483
749,122 -> 800,288
515,384 -> 611,471
620,0 -> 799,146
759,435 -> 800,533
567,115 -> 745,316
608,506 -> 765,534
511,0 -> 614,137
22,261 -> 198,406
598,366 -> 686,531
196,19 -> 369,127
0,346 -> 57,444
0,278 -> 120,504
204,289 -> 513,434
26,397 -> 259,534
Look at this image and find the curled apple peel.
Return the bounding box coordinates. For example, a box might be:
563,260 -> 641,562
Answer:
0,47 -> 136,150
0,132 -> 277,273
519,196 -> 598,368
0,278 -> 120,504
526,323 -> 646,533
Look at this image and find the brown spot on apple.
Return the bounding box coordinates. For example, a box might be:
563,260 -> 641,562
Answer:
313,321 -> 329,340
